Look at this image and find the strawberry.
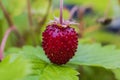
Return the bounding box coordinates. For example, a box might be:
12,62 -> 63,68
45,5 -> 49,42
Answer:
42,24 -> 78,65
42,0 -> 78,65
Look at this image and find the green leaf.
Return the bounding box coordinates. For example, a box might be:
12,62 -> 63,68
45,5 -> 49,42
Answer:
6,46 -> 50,63
112,69 -> 120,80
22,46 -> 50,63
0,54 -> 31,80
85,31 -> 120,48
7,43 -> 120,70
39,65 -> 79,80
22,75 -> 39,80
30,59 -> 79,80
6,46 -> 49,71
32,59 -> 79,80
69,43 -> 120,69
6,46 -> 79,80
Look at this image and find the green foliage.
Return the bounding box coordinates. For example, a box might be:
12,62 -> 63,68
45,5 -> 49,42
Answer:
111,0 -> 120,17
21,46 -> 50,63
33,59 -> 79,80
80,66 -> 116,80
1,0 -> 26,17
0,54 -> 31,80
112,69 -> 120,80
31,0 -> 49,16
23,76 -> 38,80
50,9 -> 70,20
85,31 -> 120,48
14,14 -> 29,34
23,60 -> 79,80
6,46 -> 79,80
38,64 -> 79,80
64,0 -> 112,15
6,43 -> 120,80
70,43 -> 120,69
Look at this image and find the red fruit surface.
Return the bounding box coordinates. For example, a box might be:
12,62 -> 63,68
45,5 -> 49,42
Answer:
42,24 -> 78,65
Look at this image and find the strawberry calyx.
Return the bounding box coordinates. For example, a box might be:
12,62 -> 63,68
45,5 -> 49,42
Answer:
49,17 -> 78,28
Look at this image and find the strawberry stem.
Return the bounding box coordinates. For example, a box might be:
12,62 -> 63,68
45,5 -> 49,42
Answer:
0,26 -> 15,61
0,1 -> 24,47
60,0 -> 63,24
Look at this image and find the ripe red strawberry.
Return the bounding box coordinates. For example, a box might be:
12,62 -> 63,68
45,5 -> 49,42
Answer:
42,24 -> 78,65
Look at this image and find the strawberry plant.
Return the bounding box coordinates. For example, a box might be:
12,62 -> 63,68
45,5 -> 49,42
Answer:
1,0 -> 120,80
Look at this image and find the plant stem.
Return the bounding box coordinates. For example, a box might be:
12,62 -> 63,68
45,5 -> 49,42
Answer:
38,0 -> 52,32
60,0 -> 63,24
0,2 -> 13,26
0,27 -> 15,61
27,0 -> 37,46
0,48 -> 3,61
0,1 -> 24,47
27,0 -> 33,27
69,6 -> 78,20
